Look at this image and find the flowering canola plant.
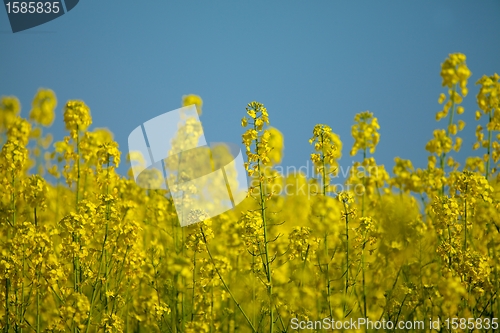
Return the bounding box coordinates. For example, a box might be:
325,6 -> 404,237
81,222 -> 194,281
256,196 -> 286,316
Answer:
1,55 -> 500,332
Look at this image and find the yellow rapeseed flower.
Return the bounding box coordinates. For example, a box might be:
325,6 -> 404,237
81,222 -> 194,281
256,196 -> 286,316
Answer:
182,94 -> 203,115
350,111 -> 380,156
0,96 -> 21,131
63,100 -> 92,133
30,88 -> 57,127
440,53 -> 471,96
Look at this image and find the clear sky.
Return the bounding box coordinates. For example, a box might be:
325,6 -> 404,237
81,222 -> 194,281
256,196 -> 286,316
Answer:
1,1 -> 499,179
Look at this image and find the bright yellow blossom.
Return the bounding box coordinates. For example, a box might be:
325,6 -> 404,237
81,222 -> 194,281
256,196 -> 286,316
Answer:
182,94 -> 203,115
29,88 -> 57,126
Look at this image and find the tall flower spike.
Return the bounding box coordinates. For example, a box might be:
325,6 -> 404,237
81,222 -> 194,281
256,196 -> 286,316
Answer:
241,101 -> 272,174
309,124 -> 342,193
474,73 -> 500,178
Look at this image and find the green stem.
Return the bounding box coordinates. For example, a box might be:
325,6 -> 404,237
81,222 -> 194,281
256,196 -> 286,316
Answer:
74,127 -> 81,305
447,226 -> 453,269
200,227 -> 257,333
493,243 -> 500,318
191,252 -> 196,323
463,193 -> 468,252
362,148 -> 366,217
361,149 -> 367,319
320,129 -> 333,319
485,112 -> 493,180
125,282 -> 130,333
34,207 -> 40,333
361,236 -> 367,318
321,132 -> 328,196
5,172 -> 16,333
252,254 -> 256,326
5,278 -> 9,333
20,244 -> 25,333
181,227 -> 186,329
342,200 -> 350,317
104,158 -> 110,315
84,205 -> 110,333
76,126 -> 80,207
210,285 -> 214,333
254,121 -> 274,333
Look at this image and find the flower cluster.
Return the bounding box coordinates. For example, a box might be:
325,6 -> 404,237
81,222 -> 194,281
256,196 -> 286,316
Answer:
182,94 -> 203,115
474,73 -> 500,177
29,88 -> 57,127
309,124 -> 342,190
241,101 -> 272,171
440,52 -> 471,96
427,53 -> 471,177
350,111 -> 380,156
63,100 -> 92,134
0,96 -> 21,133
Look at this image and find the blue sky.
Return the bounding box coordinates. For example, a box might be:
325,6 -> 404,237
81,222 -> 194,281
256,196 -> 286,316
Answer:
1,1 -> 499,180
